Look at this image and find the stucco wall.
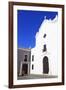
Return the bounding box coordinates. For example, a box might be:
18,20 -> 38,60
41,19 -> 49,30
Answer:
30,16 -> 58,75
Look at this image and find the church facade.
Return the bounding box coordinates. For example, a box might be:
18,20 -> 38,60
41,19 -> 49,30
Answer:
30,15 -> 58,75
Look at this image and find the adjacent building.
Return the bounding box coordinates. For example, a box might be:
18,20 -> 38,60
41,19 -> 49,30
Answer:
17,48 -> 31,76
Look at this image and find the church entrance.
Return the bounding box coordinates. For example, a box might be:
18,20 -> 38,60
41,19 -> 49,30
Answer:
43,56 -> 49,74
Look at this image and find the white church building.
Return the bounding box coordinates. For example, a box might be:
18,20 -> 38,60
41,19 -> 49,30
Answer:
30,15 -> 58,75
18,15 -> 58,76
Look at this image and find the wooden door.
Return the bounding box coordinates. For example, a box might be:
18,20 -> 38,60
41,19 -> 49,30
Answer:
43,56 -> 49,74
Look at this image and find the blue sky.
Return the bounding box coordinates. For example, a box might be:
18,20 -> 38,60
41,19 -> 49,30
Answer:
17,10 -> 58,48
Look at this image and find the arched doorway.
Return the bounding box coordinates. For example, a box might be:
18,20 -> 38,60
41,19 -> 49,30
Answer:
43,56 -> 49,74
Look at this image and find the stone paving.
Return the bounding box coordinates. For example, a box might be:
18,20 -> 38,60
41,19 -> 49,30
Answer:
18,74 -> 58,80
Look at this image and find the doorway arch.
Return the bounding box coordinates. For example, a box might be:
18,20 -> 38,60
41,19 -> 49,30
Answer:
43,56 -> 49,74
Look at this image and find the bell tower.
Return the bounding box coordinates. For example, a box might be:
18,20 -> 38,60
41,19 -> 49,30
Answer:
43,33 -> 49,74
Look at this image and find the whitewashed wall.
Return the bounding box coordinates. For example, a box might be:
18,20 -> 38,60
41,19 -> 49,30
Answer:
30,16 -> 58,75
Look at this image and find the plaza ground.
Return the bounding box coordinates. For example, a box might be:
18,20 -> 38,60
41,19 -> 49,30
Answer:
18,74 -> 58,80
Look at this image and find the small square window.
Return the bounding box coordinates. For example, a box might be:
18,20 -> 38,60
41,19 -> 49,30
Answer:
25,55 -> 27,58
